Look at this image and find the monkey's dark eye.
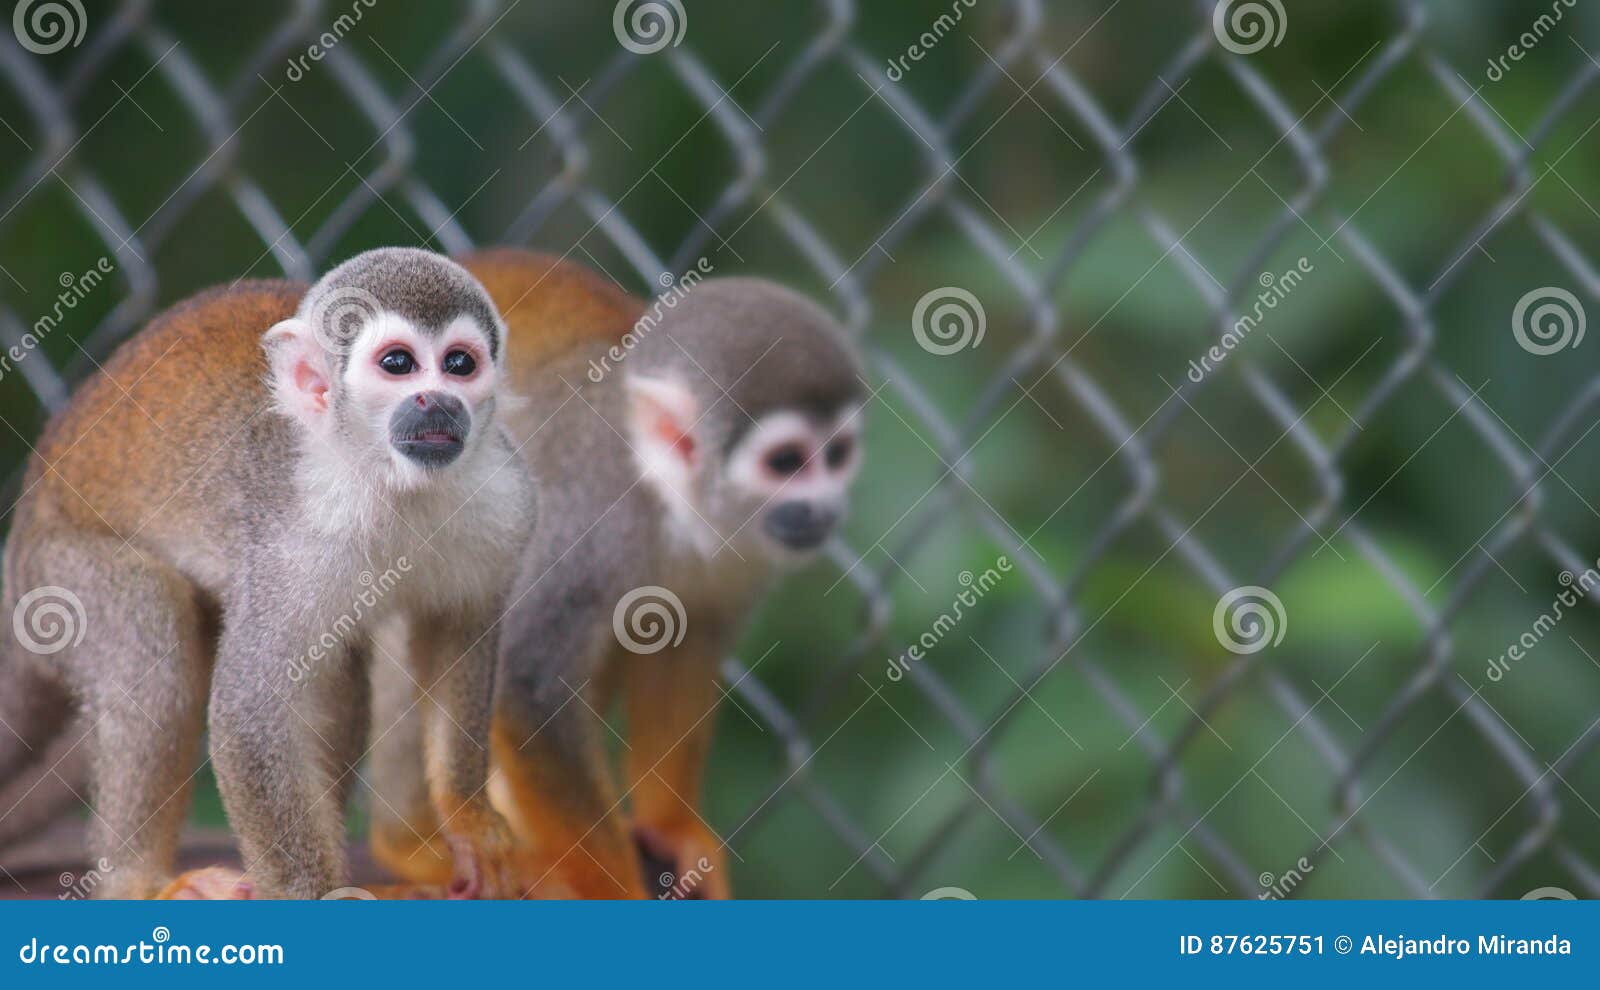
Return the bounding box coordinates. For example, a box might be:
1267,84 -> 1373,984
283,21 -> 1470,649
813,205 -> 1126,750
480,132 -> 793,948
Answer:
765,445 -> 807,477
379,349 -> 416,375
443,350 -> 477,377
825,437 -> 854,470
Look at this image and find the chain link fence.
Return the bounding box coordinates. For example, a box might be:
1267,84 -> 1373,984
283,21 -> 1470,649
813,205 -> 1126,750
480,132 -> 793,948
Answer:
2,0 -> 1599,899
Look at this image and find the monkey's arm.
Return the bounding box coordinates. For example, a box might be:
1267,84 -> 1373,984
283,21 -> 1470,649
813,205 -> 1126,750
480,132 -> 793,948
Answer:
623,631 -> 734,899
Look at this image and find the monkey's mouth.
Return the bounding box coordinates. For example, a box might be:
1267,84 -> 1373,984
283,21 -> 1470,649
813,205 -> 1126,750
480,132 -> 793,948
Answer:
389,395 -> 471,470
393,429 -> 466,468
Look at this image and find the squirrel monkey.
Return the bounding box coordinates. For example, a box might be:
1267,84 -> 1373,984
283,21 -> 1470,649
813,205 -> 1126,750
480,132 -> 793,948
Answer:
367,249 -> 866,898
0,249 -> 534,899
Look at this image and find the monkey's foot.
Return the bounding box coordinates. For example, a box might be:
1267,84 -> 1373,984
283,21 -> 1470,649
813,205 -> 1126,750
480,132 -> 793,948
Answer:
370,823 -> 455,887
156,867 -> 254,900
442,807 -> 526,899
633,824 -> 731,900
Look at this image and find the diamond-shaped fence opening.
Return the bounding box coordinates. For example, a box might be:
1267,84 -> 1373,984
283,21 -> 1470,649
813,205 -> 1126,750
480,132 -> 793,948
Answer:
1,0 -> 1599,899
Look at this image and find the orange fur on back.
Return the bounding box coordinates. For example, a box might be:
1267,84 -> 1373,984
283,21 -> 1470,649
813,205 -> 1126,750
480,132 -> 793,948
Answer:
22,281 -> 305,538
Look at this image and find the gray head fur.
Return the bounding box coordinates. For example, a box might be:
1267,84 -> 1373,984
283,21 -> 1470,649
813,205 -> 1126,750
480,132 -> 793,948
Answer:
305,248 -> 505,369
631,278 -> 865,452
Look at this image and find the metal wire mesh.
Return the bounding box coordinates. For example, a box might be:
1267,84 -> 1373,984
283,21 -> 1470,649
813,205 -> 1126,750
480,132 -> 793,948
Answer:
2,0 -> 1600,899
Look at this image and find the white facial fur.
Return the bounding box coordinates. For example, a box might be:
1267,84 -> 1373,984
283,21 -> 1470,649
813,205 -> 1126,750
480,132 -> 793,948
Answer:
723,405 -> 863,503
265,310 -> 501,491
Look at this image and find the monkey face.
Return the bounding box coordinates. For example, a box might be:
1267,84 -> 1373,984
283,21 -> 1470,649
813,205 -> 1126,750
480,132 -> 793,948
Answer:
626,369 -> 863,564
341,312 -> 499,479
264,266 -> 507,490
723,406 -> 863,562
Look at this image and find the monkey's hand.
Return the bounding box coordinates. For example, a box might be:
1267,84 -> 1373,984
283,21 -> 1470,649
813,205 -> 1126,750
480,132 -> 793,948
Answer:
633,822 -> 731,900
155,866 -> 255,900
442,804 -> 527,899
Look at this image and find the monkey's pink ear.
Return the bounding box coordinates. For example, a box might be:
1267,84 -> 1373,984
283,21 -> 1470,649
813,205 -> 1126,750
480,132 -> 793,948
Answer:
625,374 -> 700,492
262,318 -> 332,427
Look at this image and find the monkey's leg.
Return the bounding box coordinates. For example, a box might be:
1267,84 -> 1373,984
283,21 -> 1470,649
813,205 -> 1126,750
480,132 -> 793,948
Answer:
318,639 -> 371,818
413,615 -> 526,899
207,601 -> 357,900
623,640 -> 732,899
15,535 -> 212,899
366,620 -> 453,886
490,661 -> 644,899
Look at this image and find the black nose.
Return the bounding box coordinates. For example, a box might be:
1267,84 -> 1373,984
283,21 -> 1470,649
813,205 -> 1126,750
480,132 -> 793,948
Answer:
390,392 -> 469,469
764,501 -> 836,551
